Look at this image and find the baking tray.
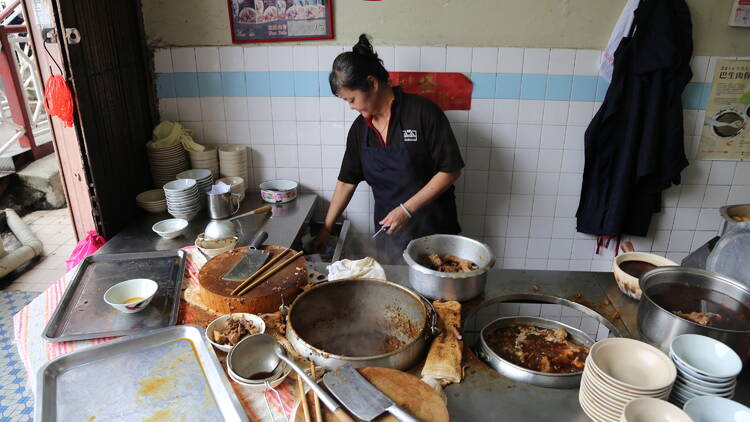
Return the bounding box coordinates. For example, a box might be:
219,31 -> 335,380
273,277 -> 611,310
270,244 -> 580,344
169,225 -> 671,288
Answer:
42,250 -> 186,342
35,325 -> 248,422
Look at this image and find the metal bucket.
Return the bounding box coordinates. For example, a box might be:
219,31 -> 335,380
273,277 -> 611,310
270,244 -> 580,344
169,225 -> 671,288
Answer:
285,278 -> 436,371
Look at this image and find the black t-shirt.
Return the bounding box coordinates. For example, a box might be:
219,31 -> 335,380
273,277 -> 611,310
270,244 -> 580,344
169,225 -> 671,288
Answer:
337,87 -> 464,185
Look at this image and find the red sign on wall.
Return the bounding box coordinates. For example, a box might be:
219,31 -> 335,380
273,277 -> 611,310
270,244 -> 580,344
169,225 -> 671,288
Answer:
389,72 -> 473,110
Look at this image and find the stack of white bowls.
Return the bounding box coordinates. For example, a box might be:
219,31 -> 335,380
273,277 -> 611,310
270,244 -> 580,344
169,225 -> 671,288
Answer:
163,179 -> 201,221
579,338 -> 676,422
217,176 -> 246,201
218,145 -> 248,183
668,334 -> 741,407
177,169 -> 213,193
135,189 -> 167,213
146,141 -> 189,188
188,146 -> 219,179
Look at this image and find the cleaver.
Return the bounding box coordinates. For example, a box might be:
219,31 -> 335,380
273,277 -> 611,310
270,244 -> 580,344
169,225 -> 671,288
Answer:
322,365 -> 421,422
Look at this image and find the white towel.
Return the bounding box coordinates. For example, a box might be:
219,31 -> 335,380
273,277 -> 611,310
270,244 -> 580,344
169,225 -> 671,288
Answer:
599,0 -> 640,82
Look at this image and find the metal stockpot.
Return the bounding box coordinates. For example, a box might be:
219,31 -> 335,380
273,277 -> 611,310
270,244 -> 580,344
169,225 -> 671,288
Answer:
637,266 -> 750,362
403,234 -> 495,302
719,204 -> 750,236
477,316 -> 594,389
285,278 -> 437,371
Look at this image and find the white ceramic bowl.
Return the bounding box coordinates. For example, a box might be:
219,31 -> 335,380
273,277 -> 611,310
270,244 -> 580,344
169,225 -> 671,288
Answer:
612,252 -> 677,300
177,169 -> 212,181
205,313 -> 266,353
674,378 -> 735,396
675,364 -> 738,388
152,218 -> 188,239
195,233 -> 238,257
259,179 -> 298,204
163,178 -> 197,193
590,338 -> 677,392
136,189 -> 166,203
103,279 -> 158,313
670,335 -> 742,380
622,398 -> 692,422
684,396 -> 750,422
227,362 -> 290,392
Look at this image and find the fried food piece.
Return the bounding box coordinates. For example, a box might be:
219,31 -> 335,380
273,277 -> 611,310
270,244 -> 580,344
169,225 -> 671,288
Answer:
423,253 -> 478,273
673,311 -> 722,326
213,316 -> 261,346
484,325 -> 589,374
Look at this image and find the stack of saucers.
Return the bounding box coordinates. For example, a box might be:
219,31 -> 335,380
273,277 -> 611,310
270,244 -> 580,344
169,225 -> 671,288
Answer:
579,338 -> 676,422
218,145 -> 248,183
668,334 -> 741,407
217,176 -> 245,202
163,179 -> 201,221
188,146 -> 219,179
177,169 -> 213,193
147,141 -> 189,188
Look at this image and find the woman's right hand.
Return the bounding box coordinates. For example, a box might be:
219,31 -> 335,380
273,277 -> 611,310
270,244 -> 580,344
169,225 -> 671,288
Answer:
311,226 -> 332,253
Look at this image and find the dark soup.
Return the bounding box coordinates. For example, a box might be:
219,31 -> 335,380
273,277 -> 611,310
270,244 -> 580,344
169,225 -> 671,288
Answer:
619,260 -> 657,278
648,283 -> 750,331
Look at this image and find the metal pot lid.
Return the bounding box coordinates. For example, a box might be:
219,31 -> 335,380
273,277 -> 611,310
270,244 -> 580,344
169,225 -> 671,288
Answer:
706,230 -> 750,288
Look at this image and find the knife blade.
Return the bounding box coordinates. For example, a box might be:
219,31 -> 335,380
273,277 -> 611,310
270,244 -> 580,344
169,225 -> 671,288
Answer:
322,365 -> 420,422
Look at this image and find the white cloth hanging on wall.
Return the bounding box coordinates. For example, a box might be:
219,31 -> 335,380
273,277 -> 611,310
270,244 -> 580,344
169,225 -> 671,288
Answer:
599,0 -> 640,82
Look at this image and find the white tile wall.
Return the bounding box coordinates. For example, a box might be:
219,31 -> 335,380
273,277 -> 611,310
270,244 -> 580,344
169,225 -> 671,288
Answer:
159,45 -> 738,271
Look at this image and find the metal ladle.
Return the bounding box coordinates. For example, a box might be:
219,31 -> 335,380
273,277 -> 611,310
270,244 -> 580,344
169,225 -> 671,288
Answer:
250,334 -> 354,422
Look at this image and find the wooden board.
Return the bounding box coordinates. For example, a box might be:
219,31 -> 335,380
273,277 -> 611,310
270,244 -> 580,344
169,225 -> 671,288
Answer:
198,245 -> 307,314
293,367 -> 449,422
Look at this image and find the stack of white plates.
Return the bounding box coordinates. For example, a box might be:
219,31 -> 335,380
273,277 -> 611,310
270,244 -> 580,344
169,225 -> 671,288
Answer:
668,334 -> 741,407
163,179 -> 201,221
218,145 -> 248,183
135,189 -> 167,213
188,146 -> 219,179
217,176 -> 245,201
177,169 -> 213,193
147,141 -> 189,188
579,338 -> 676,422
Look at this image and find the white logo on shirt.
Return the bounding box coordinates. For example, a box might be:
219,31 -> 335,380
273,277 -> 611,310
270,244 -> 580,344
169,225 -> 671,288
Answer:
402,129 -> 418,142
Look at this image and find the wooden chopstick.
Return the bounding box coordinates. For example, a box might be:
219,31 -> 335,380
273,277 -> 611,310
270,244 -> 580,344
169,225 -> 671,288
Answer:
230,248 -> 290,295
236,250 -> 304,296
296,369 -> 312,422
310,361 -> 322,422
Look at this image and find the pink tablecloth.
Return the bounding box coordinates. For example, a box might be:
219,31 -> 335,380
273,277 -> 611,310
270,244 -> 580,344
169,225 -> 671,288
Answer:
12,247 -> 297,422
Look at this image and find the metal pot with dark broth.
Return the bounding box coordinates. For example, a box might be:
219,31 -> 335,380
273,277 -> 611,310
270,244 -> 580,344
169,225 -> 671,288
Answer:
638,267 -> 750,361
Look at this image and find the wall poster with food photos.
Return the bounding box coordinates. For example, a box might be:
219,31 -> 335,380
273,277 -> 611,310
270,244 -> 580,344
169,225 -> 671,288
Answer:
227,0 -> 333,43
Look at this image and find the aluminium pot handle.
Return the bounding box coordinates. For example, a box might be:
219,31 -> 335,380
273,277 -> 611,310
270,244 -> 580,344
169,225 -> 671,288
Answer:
418,294 -> 441,338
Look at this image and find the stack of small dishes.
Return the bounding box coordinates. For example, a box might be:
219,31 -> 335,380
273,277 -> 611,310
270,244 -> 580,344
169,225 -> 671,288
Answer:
620,398 -> 692,422
188,146 -> 219,179
217,176 -> 245,202
668,334 -> 741,407
580,337 -> 676,422
226,334 -> 291,392
683,396 -> 750,422
135,189 -> 167,213
146,141 -> 189,188
177,169 -> 213,193
218,145 -> 248,184
163,179 -> 201,221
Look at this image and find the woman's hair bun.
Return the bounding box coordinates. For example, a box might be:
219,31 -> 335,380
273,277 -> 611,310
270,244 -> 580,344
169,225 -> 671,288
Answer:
352,33 -> 376,58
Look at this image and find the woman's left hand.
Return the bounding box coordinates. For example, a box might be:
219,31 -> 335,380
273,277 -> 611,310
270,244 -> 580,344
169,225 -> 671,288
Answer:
379,206 -> 411,235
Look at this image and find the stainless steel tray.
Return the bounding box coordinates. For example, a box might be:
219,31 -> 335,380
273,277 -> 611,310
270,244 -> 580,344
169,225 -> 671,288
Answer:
42,250 -> 186,342
35,325 -> 248,422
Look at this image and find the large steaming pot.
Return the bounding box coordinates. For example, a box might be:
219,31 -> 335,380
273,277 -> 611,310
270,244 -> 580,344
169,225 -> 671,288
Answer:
286,279 -> 436,371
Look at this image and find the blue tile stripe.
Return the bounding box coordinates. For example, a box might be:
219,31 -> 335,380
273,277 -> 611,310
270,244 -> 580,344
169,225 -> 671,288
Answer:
155,71 -> 710,110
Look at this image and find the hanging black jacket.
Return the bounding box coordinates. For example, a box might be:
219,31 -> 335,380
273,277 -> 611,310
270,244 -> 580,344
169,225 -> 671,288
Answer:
576,0 -> 693,237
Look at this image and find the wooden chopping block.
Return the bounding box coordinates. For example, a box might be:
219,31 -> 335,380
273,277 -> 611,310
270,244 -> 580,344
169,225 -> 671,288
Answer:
198,245 -> 307,314
294,367 -> 449,422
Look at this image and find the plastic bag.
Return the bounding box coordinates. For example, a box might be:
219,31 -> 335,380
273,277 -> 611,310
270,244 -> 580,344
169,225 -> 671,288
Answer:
65,230 -> 106,271
152,121 -> 204,152
327,257 -> 386,281
43,74 -> 74,127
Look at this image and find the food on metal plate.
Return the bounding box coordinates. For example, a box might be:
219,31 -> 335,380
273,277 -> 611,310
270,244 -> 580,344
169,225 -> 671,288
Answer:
213,316 -> 260,346
672,311 -> 722,326
484,325 -> 589,374
423,253 -> 478,273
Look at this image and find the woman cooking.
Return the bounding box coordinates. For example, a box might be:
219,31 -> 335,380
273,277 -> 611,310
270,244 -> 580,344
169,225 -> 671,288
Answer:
315,34 -> 464,264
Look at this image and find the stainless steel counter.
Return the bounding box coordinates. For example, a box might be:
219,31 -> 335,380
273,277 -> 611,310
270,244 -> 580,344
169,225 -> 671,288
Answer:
99,194 -> 317,254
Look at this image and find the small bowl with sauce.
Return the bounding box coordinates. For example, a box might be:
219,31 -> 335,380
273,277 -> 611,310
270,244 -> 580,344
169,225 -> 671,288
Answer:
103,278 -> 158,313
226,333 -> 291,391
613,252 -> 677,300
